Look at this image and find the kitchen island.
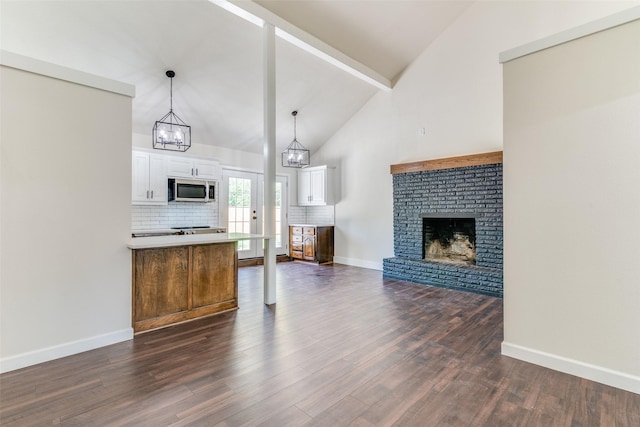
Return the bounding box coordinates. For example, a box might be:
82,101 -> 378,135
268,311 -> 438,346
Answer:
128,233 -> 265,333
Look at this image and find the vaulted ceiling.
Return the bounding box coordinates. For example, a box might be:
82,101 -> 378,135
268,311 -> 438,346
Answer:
1,0 -> 471,155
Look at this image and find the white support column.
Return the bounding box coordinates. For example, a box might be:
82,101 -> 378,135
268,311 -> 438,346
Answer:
263,22 -> 276,305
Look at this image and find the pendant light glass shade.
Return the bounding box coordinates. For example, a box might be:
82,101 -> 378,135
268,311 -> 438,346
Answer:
153,70 -> 191,152
282,110 -> 310,168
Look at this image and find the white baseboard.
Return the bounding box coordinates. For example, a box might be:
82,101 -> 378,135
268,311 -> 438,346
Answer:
333,256 -> 382,271
502,341 -> 640,395
0,328 -> 134,374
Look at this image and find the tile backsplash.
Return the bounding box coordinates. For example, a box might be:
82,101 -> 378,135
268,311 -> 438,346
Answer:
288,205 -> 335,225
133,203 -> 333,231
288,206 -> 307,224
132,202 -> 220,230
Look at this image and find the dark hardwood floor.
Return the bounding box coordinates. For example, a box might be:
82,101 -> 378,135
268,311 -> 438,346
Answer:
1,262 -> 638,426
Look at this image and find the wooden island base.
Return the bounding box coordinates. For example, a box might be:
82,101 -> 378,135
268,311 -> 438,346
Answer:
132,241 -> 238,333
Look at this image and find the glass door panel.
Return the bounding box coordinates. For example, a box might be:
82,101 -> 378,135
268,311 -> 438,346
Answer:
256,175 -> 288,257
224,171 -> 257,258
222,170 -> 288,260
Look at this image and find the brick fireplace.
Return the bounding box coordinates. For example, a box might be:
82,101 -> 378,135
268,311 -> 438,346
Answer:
383,153 -> 503,297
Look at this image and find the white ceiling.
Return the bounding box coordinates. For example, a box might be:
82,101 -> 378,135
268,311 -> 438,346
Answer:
0,0 -> 471,155
256,0 -> 472,82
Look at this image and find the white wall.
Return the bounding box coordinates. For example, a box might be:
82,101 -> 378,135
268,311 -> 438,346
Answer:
502,17 -> 640,393
1,65 -> 133,372
311,93 -> 393,270
313,0 -> 640,270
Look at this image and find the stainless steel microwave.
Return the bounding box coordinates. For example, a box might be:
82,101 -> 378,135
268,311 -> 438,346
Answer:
168,178 -> 215,202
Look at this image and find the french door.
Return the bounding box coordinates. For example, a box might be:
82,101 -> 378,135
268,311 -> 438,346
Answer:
222,169 -> 288,259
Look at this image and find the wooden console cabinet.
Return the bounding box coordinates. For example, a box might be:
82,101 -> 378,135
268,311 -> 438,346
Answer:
132,242 -> 237,333
289,225 -> 334,264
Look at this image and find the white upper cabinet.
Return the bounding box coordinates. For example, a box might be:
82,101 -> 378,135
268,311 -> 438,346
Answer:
168,157 -> 220,181
298,165 -> 335,206
132,151 -> 168,205
166,157 -> 193,178
298,170 -> 312,205
193,159 -> 219,180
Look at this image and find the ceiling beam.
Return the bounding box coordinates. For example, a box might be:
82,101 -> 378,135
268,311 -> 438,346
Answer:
209,0 -> 392,91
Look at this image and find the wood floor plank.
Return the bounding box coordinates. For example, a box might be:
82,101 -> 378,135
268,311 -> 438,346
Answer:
1,263 -> 639,426
209,358 -> 357,426
304,395 -> 369,427
256,405 -> 312,427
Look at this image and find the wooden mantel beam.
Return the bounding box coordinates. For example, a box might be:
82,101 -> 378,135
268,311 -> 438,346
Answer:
390,151 -> 503,175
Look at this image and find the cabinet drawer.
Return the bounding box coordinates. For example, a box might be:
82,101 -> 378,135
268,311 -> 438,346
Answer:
303,227 -> 316,235
291,244 -> 303,251
291,250 -> 303,259
291,226 -> 303,235
292,235 -> 303,243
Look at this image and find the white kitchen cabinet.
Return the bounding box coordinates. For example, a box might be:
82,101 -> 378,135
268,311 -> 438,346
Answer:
298,165 -> 335,206
168,157 -> 219,180
132,151 -> 168,205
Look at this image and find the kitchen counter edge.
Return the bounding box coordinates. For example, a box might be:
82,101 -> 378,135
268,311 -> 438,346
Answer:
128,233 -> 270,250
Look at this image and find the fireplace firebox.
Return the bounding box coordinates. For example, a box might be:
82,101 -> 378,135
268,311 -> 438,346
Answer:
423,216 -> 476,265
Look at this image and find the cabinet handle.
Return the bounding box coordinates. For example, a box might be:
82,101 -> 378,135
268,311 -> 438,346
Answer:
191,168 -> 194,176
196,168 -> 199,176
150,190 -> 154,199
146,190 -> 149,199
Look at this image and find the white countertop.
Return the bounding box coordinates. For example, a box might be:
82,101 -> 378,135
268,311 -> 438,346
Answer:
128,233 -> 270,249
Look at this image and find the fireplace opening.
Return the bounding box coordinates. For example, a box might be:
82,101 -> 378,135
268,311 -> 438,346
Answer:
423,217 -> 476,265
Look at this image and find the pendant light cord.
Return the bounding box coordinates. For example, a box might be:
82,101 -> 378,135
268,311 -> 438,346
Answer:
292,110 -> 298,141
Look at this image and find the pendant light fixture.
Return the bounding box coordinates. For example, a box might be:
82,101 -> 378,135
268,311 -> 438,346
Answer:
153,70 -> 191,152
281,110 -> 310,168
